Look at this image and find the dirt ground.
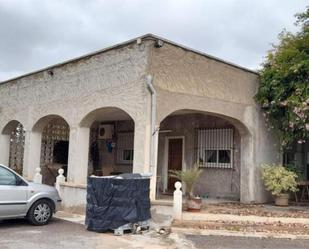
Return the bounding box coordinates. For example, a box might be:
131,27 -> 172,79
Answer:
173,220 -> 309,235
174,202 -> 309,236
2,218 -> 309,249
203,202 -> 309,218
186,234 -> 309,249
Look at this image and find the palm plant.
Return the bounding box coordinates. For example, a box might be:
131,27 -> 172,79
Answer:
169,163 -> 203,197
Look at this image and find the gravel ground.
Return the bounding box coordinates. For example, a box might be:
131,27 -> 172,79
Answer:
205,203 -> 309,218
186,235 -> 309,249
173,220 -> 309,235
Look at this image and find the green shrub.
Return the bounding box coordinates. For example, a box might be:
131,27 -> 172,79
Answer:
284,163 -> 304,180
261,164 -> 298,196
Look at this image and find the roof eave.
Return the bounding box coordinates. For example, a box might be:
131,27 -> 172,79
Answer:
0,33 -> 259,84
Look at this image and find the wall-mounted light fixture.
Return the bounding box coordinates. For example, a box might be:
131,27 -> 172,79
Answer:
47,70 -> 54,76
154,39 -> 164,48
136,38 -> 142,45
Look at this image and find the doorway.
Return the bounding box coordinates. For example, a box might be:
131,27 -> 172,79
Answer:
167,138 -> 184,192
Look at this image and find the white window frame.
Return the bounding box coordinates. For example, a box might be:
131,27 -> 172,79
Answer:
197,128 -> 233,169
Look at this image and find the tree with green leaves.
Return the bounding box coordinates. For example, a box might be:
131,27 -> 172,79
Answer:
255,7 -> 309,149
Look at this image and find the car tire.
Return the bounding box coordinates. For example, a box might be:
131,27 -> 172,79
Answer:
27,199 -> 54,226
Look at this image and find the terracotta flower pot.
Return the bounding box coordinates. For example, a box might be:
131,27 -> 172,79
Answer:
274,193 -> 289,206
187,197 -> 202,212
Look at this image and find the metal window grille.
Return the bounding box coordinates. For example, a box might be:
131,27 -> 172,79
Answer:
116,132 -> 134,164
9,123 -> 25,174
197,128 -> 234,169
40,122 -> 70,166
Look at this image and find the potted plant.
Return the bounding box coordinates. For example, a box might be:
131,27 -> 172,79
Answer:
261,164 -> 298,206
169,163 -> 203,211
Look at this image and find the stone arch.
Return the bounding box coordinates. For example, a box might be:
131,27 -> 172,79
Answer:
159,109 -> 251,137
0,120 -> 25,174
79,106 -> 136,128
32,114 -> 70,133
32,114 -> 70,185
156,90 -> 254,136
2,120 -> 24,135
79,106 -> 136,177
156,108 -> 253,202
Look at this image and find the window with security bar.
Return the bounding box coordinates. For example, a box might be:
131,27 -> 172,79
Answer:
117,132 -> 134,164
197,128 -> 234,169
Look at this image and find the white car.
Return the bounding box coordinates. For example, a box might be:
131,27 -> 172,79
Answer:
0,164 -> 61,225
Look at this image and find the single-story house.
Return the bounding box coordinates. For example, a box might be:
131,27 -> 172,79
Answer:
0,34 -> 284,210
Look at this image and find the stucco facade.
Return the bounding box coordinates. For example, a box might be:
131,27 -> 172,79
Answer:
0,34 -> 280,210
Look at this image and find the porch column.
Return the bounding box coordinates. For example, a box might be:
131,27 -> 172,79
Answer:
0,134 -> 10,166
240,134 -> 255,203
149,125 -> 159,201
67,126 -> 90,184
23,130 -> 42,180
133,119 -> 151,174
132,118 -> 158,200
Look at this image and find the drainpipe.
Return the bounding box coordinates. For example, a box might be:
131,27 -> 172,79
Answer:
146,75 -> 159,200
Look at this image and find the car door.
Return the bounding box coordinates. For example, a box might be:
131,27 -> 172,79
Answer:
0,166 -> 28,218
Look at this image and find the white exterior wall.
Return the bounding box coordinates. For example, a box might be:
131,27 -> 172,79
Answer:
148,43 -> 281,203
0,36 -> 281,208
0,41 -> 152,187
59,183 -> 87,213
0,134 -> 10,166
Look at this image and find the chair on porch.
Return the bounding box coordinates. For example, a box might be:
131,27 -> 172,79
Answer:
294,181 -> 309,203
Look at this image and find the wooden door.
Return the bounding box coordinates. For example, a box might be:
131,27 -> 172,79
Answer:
168,138 -> 183,191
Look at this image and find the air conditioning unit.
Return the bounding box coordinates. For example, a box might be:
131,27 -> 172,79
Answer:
98,124 -> 114,140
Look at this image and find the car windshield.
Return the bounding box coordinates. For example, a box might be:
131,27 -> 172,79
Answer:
0,166 -> 17,185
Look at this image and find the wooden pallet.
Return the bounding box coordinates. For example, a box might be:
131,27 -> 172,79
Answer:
113,220 -> 150,236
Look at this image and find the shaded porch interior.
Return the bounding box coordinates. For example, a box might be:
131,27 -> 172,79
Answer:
284,140 -> 309,181
284,140 -> 309,203
37,116 -> 70,186
84,107 -> 135,177
156,110 -> 241,201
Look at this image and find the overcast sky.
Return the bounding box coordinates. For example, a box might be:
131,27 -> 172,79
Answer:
0,0 -> 308,81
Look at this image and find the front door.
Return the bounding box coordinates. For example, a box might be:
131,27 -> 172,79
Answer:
167,138 -> 183,192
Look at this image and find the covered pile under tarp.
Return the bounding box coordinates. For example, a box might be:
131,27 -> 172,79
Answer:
85,174 -> 151,232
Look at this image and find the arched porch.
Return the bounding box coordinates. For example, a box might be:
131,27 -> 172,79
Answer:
155,108 -> 254,203
80,106 -> 135,177
28,115 -> 70,185
0,120 -> 25,175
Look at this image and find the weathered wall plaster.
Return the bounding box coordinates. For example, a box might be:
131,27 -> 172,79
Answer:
0,41 -> 153,185
0,36 -> 280,206
148,41 -> 280,203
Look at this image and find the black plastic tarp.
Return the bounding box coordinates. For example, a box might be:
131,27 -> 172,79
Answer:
85,174 -> 151,232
